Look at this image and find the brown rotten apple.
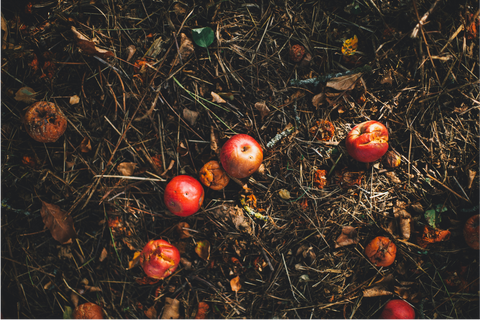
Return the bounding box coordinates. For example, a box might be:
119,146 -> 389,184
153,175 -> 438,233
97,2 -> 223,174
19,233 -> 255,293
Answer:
463,214 -> 479,250
380,299 -> 415,319
73,302 -> 104,319
345,120 -> 388,163
23,101 -> 68,143
364,236 -> 397,267
220,134 -> 263,179
199,160 -> 230,190
139,239 -> 181,279
164,175 -> 204,217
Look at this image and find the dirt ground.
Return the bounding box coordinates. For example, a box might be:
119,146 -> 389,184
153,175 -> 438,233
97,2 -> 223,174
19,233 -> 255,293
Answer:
1,0 -> 479,318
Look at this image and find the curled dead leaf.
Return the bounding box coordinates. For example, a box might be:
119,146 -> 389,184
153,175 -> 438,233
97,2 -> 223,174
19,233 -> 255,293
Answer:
71,26 -> 114,59
335,226 -> 359,248
175,222 -> 191,239
99,247 -> 108,262
211,91 -> 226,103
171,33 -> 194,67
80,137 -> 92,153
326,73 -> 362,91
312,93 -> 326,108
40,201 -> 77,244
230,275 -> 242,292
117,162 -> 137,176
126,45 -> 136,62
278,189 -> 291,199
144,305 -> 157,319
395,210 -> 412,240
183,108 -> 199,126
161,297 -> 180,319
14,87 -> 37,103
254,101 -> 270,121
195,240 -> 211,261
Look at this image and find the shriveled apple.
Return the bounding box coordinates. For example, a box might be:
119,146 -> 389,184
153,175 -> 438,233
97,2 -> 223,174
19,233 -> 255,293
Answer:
364,236 -> 397,267
220,134 -> 263,179
139,239 -> 180,280
345,120 -> 389,163
164,175 -> 204,217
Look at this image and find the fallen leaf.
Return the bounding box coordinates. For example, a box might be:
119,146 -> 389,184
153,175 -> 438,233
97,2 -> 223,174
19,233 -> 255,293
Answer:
395,210 -> 412,240
195,240 -> 211,261
161,297 -> 180,319
171,33 -> 194,67
144,305 -> 157,319
341,35 -> 358,56
1,14 -> 8,50
126,45 -> 136,62
362,273 -> 394,297
175,222 -> 191,239
128,251 -> 141,269
40,201 -> 77,244
254,101 -> 270,121
79,137 -> 92,153
180,257 -> 193,270
99,247 -> 108,262
84,285 -> 102,292
211,91 -> 226,103
326,73 -> 362,91
230,276 -> 242,292
71,26 -> 114,59
117,162 -> 137,176
210,127 -> 219,154
14,87 -> 37,103
69,95 -> 80,105
278,189 -> 291,199
312,93 -> 325,108
183,108 -> 199,126
194,302 -> 209,319
335,226 -> 359,248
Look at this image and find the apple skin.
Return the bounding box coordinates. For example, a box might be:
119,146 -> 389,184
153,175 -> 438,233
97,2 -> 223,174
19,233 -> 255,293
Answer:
380,299 -> 415,319
345,120 -> 389,163
164,175 -> 204,217
220,134 -> 263,179
139,239 -> 181,280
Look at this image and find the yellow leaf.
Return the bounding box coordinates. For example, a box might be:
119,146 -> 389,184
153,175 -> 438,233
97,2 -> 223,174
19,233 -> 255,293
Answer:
195,240 -> 211,261
230,276 -> 242,292
341,35 -> 358,56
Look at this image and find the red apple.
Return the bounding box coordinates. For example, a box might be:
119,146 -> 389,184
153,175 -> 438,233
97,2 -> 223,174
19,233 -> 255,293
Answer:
139,239 -> 181,279
164,175 -> 204,217
220,134 -> 263,179
345,120 -> 389,163
380,299 -> 415,319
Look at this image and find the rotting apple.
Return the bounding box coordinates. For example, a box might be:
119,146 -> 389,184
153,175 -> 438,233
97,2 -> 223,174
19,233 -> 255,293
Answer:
73,302 -> 104,319
345,120 -> 389,163
139,239 -> 181,280
220,134 -> 263,179
380,299 -> 415,319
164,175 -> 204,217
23,101 -> 68,143
364,236 -> 397,267
199,160 -> 230,190
463,214 -> 479,250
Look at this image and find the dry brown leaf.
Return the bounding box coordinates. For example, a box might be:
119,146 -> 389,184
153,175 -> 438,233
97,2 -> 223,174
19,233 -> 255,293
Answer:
254,101 -> 270,121
80,137 -> 92,153
230,276 -> 242,292
211,91 -> 226,103
468,170 -> 477,189
99,247 -> 108,262
362,287 -> 393,297
335,226 -> 359,248
126,45 -> 136,62
40,201 -> 77,244
326,73 -> 362,91
362,273 -> 394,297
195,240 -> 211,261
171,33 -> 194,67
183,108 -> 199,126
14,87 -> 37,103
385,171 -> 402,184
194,302 -> 210,319
395,210 -> 412,240
312,93 -> 325,108
161,297 -> 180,319
71,26 -> 114,59
278,189 -> 291,199
84,285 -> 102,292
144,305 -> 158,319
117,162 -> 137,176
69,95 -> 80,105
1,14 -> 8,50
210,127 -> 219,154
175,222 -> 191,239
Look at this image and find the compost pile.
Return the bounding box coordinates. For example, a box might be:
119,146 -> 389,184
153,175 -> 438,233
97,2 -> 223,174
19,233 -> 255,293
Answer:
1,0 -> 479,318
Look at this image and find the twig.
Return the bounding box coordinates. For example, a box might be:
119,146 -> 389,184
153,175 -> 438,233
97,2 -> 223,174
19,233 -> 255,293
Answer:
411,0 -> 441,38
289,65 -> 372,87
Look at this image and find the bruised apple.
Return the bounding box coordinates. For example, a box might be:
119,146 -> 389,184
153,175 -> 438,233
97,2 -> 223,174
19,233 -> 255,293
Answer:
346,120 -> 389,163
380,299 -> 415,319
220,134 -> 263,179
139,239 -> 181,279
365,236 -> 397,267
463,214 -> 479,250
164,175 -> 204,217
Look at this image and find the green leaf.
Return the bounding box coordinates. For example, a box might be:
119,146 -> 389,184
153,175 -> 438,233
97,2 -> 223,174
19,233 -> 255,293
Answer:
424,204 -> 447,228
192,27 -> 214,48
63,306 -> 73,319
